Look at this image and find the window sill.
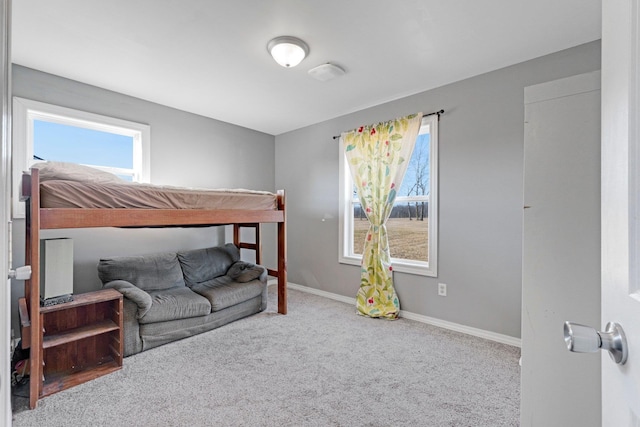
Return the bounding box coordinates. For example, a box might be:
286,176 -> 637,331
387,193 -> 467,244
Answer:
339,255 -> 437,277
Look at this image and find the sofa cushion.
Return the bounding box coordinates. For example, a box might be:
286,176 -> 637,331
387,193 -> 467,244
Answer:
139,287 -> 212,324
177,244 -> 240,287
98,252 -> 186,292
190,275 -> 264,312
139,296 -> 264,352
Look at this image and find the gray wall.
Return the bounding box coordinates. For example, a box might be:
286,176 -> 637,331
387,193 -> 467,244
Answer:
10,65 -> 276,335
274,41 -> 601,339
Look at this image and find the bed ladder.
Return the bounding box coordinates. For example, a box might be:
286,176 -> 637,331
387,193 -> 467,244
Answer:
233,223 -> 282,280
233,223 -> 263,265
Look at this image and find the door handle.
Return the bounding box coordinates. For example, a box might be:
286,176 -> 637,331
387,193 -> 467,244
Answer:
564,321 -> 628,365
8,265 -> 31,280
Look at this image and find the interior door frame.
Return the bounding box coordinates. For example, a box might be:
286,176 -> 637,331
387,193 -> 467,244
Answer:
0,0 -> 11,424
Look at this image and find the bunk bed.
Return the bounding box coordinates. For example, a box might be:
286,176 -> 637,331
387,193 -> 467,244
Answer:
19,165 -> 287,409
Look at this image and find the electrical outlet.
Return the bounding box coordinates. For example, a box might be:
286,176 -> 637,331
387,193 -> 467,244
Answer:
438,283 -> 447,296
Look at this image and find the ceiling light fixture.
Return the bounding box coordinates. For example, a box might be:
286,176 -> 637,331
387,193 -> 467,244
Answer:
267,36 -> 309,68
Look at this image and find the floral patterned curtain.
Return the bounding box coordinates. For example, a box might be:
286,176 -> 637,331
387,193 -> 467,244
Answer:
342,113 -> 423,319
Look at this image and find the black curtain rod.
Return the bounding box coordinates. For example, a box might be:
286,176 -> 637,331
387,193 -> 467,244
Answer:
332,109 -> 444,140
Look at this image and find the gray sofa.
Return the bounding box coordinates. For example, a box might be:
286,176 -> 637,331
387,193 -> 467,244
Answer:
97,243 -> 267,357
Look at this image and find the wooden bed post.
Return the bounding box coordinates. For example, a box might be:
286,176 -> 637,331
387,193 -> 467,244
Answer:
26,169 -> 41,409
253,224 -> 262,265
233,223 -> 240,249
277,190 -> 287,315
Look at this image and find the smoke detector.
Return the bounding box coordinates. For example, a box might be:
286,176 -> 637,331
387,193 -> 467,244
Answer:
308,63 -> 346,82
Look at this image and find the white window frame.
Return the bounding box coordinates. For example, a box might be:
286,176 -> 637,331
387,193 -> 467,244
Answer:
12,97 -> 151,218
339,114 -> 438,277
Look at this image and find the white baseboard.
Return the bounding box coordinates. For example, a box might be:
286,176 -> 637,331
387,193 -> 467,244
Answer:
286,282 -> 356,305
271,280 -> 521,348
398,310 -> 521,347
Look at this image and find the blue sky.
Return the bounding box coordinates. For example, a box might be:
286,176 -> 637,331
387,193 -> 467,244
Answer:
398,132 -> 430,197
34,120 -> 133,168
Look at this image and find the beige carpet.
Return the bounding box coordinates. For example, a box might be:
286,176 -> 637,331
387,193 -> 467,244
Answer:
12,286 -> 520,426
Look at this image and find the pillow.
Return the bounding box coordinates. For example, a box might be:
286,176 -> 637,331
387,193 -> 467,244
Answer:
226,261 -> 265,283
33,161 -> 123,184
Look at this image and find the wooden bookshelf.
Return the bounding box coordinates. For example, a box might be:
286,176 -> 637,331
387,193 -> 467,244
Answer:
37,289 -> 123,399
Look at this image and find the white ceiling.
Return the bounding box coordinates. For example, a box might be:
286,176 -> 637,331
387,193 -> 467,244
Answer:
12,0 -> 601,136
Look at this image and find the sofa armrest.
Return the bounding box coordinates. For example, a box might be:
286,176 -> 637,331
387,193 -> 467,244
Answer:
103,280 -> 153,319
226,261 -> 267,283
121,298 -> 143,357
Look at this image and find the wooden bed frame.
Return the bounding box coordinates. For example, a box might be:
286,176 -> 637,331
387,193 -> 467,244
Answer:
20,168 -> 287,409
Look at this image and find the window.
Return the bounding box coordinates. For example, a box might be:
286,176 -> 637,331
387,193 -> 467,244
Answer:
12,97 -> 150,218
339,114 -> 438,276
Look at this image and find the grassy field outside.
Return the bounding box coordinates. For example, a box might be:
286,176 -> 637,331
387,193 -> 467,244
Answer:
353,217 -> 429,262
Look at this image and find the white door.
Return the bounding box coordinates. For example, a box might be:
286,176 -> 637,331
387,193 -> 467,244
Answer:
600,1 -> 640,424
0,0 -> 10,424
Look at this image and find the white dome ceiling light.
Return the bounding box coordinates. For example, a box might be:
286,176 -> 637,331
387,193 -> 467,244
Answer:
267,36 -> 309,68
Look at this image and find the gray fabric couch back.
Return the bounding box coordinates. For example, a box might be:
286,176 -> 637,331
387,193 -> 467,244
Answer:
98,252 -> 186,291
177,243 -> 240,287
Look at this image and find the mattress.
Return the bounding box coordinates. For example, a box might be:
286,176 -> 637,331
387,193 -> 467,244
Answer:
39,181 -> 277,210
33,162 -> 277,210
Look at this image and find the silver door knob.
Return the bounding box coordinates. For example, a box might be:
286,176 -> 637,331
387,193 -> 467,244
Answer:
8,265 -> 31,280
564,321 -> 628,365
